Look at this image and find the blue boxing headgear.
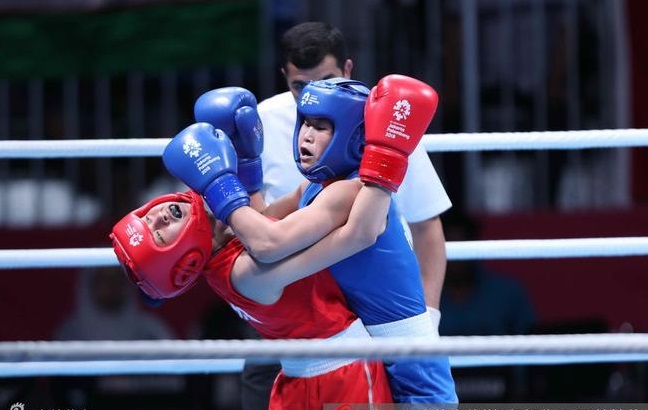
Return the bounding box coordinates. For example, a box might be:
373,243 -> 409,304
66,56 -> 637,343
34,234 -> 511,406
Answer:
293,78 -> 370,183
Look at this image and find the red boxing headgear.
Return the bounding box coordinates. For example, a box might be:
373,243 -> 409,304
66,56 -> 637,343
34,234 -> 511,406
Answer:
110,190 -> 213,300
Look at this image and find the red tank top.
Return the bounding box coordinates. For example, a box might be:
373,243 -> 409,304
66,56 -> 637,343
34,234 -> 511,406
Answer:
204,238 -> 356,340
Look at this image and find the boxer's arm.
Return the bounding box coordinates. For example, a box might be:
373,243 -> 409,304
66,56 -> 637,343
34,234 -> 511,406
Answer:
249,191 -> 267,213
255,181 -> 308,219
249,181 -> 304,214
228,179 -> 361,263
410,216 -> 447,308
232,182 -> 391,304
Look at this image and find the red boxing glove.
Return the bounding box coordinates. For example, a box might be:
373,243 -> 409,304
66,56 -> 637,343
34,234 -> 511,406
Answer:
360,74 -> 439,192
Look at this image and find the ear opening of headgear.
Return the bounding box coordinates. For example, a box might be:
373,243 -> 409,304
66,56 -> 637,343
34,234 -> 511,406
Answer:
293,77 -> 370,183
109,190 -> 213,300
172,250 -> 205,287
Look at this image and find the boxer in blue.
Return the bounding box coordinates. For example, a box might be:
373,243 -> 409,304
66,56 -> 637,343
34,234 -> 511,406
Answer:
163,75 -> 457,403
291,76 -> 457,403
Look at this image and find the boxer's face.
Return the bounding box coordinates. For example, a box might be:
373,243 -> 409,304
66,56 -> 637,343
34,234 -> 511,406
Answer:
296,116 -> 334,169
283,55 -> 352,101
142,201 -> 192,246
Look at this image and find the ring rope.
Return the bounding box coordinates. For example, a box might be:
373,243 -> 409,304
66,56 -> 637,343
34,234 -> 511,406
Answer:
2,353 -> 648,378
0,128 -> 647,158
1,237 -> 647,269
2,334 -> 648,362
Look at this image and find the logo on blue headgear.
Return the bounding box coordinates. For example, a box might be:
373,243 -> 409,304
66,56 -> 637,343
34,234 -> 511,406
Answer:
293,78 -> 370,183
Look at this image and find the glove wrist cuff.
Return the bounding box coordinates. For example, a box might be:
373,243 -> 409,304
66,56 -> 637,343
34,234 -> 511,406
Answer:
237,157 -> 263,194
359,145 -> 407,193
203,174 -> 250,222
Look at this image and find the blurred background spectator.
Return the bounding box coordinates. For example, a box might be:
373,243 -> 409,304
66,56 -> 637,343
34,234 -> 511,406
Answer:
440,212 -> 536,401
51,267 -> 179,409
440,212 -> 536,337
55,267 -> 174,341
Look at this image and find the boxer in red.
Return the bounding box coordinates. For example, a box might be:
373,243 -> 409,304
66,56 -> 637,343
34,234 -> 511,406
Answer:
111,186 -> 394,409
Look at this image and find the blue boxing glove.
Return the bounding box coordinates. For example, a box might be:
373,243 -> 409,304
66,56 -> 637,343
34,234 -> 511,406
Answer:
163,122 -> 249,223
194,87 -> 263,193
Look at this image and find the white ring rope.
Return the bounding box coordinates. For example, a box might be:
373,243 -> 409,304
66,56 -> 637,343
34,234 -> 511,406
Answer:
422,128 -> 648,152
1,334 -> 647,362
5,353 -> 648,377
1,237 -> 646,269
0,128 -> 647,158
0,248 -> 116,269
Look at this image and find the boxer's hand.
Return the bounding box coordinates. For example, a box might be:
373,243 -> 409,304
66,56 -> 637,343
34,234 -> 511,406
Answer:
163,122 -> 249,222
194,87 -> 264,193
360,74 -> 439,192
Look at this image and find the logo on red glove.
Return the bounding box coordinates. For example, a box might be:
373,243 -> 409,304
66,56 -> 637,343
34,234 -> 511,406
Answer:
386,99 -> 412,141
393,99 -> 411,121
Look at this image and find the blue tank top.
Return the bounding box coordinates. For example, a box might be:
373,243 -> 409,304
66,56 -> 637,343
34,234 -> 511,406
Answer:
300,175 -> 458,404
299,176 -> 427,326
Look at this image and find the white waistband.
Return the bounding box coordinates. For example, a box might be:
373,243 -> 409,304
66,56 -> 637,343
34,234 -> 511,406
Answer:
365,310 -> 436,338
281,318 -> 369,377
427,306 -> 441,339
